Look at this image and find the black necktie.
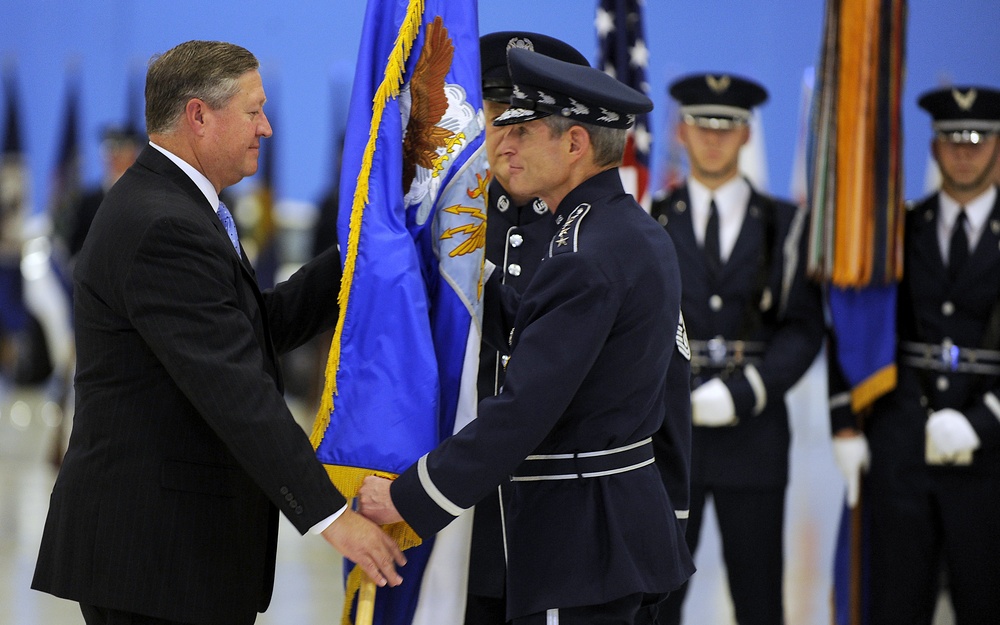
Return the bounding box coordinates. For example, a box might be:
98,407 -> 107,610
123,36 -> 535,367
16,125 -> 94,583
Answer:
949,209 -> 968,281
704,199 -> 722,276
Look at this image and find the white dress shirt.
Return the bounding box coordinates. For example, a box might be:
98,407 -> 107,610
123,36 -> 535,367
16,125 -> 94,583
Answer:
688,175 -> 752,264
937,185 -> 997,264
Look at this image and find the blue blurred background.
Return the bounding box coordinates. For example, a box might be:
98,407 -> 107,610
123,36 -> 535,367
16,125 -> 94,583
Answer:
1,0 -> 999,218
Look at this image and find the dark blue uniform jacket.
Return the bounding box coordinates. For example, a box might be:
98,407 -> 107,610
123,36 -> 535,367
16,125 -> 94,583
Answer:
393,168 -> 695,618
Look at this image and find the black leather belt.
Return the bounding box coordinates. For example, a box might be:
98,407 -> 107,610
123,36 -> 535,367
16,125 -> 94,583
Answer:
900,340 -> 1000,376
510,438 -> 654,482
689,338 -> 766,369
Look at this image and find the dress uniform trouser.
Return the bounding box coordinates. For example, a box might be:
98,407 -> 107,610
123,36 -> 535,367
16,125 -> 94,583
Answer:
511,592 -> 666,625
465,591 -> 507,625
869,468 -> 1000,625
658,484 -> 786,625
80,604 -> 193,625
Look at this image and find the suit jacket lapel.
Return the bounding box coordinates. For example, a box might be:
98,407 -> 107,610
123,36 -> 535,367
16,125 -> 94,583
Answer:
909,194 -> 948,282
138,146 -> 255,272
964,191 -> 1000,285
721,189 -> 763,281
670,186 -> 714,281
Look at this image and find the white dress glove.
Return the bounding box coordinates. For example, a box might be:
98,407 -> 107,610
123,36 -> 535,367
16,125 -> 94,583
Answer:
832,434 -> 870,508
691,378 -> 737,427
926,408 -> 980,463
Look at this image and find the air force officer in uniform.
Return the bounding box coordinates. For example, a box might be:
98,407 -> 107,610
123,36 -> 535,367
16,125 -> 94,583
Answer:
359,48 -> 695,624
831,86 -> 1000,625
650,74 -> 824,625
468,32 -> 589,625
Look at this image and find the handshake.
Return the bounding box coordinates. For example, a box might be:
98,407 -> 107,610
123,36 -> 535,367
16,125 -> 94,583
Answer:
319,476 -> 405,587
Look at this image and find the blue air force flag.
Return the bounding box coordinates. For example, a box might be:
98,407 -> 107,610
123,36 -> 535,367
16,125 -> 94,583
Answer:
308,0 -> 486,623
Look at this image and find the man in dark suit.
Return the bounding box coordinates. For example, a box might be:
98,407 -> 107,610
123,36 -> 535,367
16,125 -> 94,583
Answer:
31,40 -> 403,625
467,31 -> 589,625
830,86 -> 1000,625
650,73 -> 824,625
358,48 -> 694,625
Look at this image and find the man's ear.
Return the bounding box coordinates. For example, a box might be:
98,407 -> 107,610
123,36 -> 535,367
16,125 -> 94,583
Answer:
930,138 -> 941,165
566,125 -> 591,164
185,99 -> 208,136
676,121 -> 689,149
739,125 -> 751,148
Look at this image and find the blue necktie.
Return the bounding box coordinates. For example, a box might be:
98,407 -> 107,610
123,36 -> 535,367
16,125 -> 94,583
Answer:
216,200 -> 241,257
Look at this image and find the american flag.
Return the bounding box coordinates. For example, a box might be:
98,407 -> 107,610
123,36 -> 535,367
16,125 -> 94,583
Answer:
596,0 -> 652,207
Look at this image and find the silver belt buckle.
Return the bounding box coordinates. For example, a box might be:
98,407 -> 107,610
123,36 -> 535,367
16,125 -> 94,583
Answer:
707,336 -> 727,365
940,339 -> 959,372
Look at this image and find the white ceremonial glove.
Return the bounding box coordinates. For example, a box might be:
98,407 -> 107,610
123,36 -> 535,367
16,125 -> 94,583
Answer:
832,433 -> 870,508
691,378 -> 737,427
926,408 -> 981,464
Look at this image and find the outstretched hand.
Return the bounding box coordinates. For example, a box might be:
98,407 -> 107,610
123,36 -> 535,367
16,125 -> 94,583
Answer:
321,508 -> 406,587
358,475 -> 404,525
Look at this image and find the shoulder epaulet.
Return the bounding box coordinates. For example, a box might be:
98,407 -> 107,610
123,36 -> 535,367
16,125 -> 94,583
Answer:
549,203 -> 591,256
907,191 -> 940,211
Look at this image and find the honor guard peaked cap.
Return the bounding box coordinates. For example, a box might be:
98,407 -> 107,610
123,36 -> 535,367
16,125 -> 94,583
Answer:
494,47 -> 653,129
480,31 -> 589,103
918,85 -> 1000,144
669,72 -> 768,130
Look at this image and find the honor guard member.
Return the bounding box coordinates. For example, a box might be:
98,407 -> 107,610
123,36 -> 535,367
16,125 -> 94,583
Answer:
830,86 -> 1000,625
650,73 -> 824,625
469,32 -> 589,625
359,47 -> 695,625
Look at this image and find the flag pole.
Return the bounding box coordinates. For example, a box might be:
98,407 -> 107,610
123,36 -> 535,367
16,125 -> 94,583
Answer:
356,578 -> 377,625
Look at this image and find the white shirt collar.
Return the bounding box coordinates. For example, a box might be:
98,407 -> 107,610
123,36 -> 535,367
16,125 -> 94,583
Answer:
939,185 -> 997,234
938,185 -> 998,260
687,175 -> 751,259
148,141 -> 221,213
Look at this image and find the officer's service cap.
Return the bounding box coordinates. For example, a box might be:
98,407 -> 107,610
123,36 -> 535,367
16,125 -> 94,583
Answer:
494,47 -> 653,129
918,86 -> 1000,144
668,73 -> 768,130
480,32 -> 589,104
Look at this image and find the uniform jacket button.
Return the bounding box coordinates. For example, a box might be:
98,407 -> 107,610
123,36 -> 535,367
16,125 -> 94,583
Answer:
510,233 -> 524,248
709,295 -> 723,311
508,263 -> 522,277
